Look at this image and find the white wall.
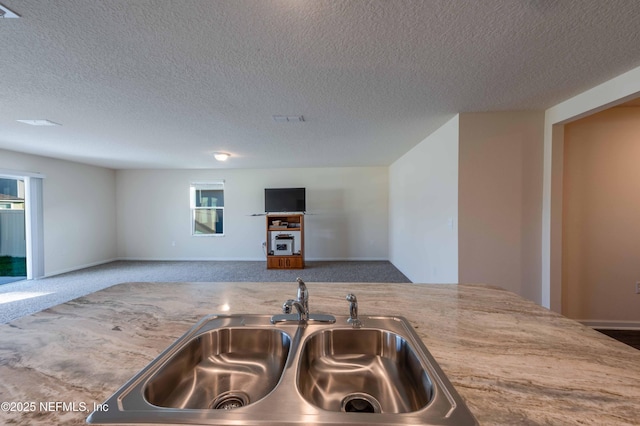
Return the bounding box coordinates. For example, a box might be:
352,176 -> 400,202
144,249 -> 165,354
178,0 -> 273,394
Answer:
458,112 -> 544,301
116,167 -> 388,261
0,149 -> 117,276
389,115 -> 459,283
562,107 -> 640,322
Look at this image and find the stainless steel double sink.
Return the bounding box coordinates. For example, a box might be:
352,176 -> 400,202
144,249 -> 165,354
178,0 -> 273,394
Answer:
87,314 -> 477,425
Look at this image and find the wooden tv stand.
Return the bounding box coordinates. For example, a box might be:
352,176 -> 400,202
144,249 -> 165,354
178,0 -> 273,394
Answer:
266,214 -> 304,269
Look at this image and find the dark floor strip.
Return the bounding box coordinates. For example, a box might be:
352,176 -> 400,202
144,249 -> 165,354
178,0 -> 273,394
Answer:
595,329 -> 640,350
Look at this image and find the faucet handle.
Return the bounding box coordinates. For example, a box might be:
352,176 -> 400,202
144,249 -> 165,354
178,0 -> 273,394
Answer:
282,300 -> 293,314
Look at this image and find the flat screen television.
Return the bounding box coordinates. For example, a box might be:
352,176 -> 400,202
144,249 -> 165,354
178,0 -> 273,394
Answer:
265,188 -> 306,213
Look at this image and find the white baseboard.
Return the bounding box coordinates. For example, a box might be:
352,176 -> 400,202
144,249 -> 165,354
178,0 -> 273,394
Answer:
43,258 -> 119,278
117,257 -> 264,262
579,320 -> 640,330
306,257 -> 389,261
117,257 -> 390,262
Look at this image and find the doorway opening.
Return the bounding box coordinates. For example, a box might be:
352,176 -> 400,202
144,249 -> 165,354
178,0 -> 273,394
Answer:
0,178 -> 26,284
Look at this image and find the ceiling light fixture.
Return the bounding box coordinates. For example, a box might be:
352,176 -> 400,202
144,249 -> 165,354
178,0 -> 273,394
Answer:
214,152 -> 230,162
16,119 -> 61,126
0,3 -> 21,18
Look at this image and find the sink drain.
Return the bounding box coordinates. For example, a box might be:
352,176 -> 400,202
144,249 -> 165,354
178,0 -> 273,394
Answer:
210,392 -> 250,410
341,393 -> 381,413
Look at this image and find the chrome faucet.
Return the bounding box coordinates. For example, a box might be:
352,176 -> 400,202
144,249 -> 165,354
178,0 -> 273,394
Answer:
271,278 -> 335,324
282,278 -> 309,321
346,293 -> 363,328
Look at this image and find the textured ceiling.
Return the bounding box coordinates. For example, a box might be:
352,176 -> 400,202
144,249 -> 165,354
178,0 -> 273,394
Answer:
1,0 -> 640,169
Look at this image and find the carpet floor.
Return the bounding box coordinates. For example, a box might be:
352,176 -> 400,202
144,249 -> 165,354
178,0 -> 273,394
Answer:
0,260 -> 410,324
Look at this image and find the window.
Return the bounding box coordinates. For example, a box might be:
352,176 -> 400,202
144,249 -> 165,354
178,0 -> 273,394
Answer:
190,182 -> 224,235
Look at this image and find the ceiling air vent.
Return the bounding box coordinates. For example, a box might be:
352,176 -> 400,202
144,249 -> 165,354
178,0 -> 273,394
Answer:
0,3 -> 20,18
272,115 -> 305,123
17,119 -> 61,126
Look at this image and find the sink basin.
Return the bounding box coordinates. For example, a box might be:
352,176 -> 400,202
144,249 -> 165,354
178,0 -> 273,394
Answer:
88,314 -> 478,425
144,327 -> 290,409
297,328 -> 431,413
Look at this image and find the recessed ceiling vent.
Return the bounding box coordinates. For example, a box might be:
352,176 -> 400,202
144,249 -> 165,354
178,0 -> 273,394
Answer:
17,119 -> 61,126
272,115 -> 304,123
0,3 -> 21,18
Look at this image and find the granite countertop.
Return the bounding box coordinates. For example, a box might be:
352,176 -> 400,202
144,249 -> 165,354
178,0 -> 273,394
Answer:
0,282 -> 639,425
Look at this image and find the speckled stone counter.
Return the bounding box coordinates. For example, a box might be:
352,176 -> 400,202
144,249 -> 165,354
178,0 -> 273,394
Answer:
0,282 -> 639,425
